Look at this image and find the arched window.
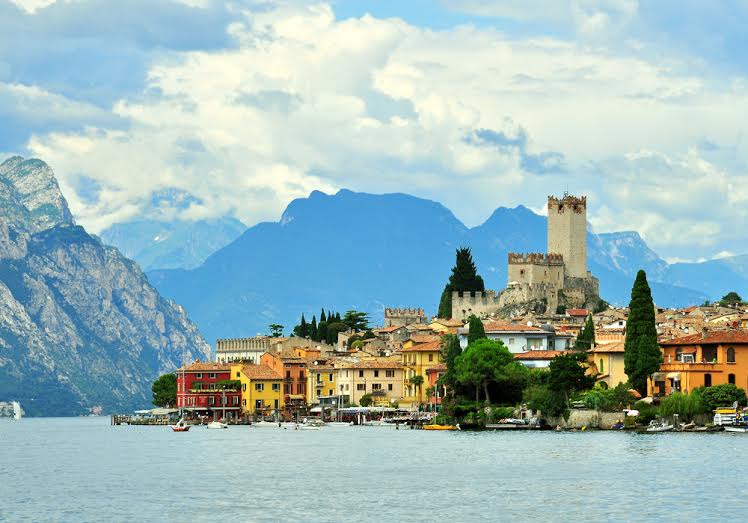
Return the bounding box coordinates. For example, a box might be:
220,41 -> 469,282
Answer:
727,347 -> 736,363
599,358 -> 604,373
729,374 -> 736,385
704,373 -> 712,387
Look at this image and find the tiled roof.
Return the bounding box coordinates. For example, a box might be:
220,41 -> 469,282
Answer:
566,309 -> 589,317
401,340 -> 442,352
240,364 -> 283,380
179,362 -> 231,372
339,358 -> 403,369
660,330 -> 748,346
407,334 -> 442,344
513,350 -> 570,360
588,341 -> 625,353
378,325 -> 407,333
481,322 -> 544,333
431,318 -> 465,327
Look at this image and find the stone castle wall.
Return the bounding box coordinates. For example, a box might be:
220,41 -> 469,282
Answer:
451,290 -> 501,321
384,307 -> 426,327
508,252 -> 564,288
548,194 -> 587,279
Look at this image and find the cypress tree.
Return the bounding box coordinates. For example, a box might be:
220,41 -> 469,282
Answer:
320,308 -> 326,323
310,315 -> 318,341
575,314 -> 596,351
437,247 -> 485,319
624,270 -> 661,395
467,315 -> 486,345
317,320 -> 328,345
300,314 -> 308,338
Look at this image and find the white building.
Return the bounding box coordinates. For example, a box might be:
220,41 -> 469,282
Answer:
457,322 -> 574,354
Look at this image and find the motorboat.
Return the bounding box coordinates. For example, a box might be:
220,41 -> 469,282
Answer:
326,421 -> 354,427
170,418 -> 191,432
646,420 -> 673,433
303,418 -> 326,428
724,425 -> 748,433
423,424 -> 460,431
253,420 -> 282,428
206,420 -> 228,429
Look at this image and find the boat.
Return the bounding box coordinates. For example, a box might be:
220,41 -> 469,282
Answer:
170,418 -> 191,432
423,423 -> 460,431
253,420 -> 282,428
12,401 -> 22,421
326,421 -> 354,427
299,424 -> 321,430
646,420 -> 673,433
724,425 -> 748,433
206,420 -> 228,429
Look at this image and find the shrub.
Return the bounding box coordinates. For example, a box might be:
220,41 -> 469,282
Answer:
582,383 -> 636,412
694,384 -> 748,412
632,400 -> 658,424
658,392 -> 706,421
524,384 -> 567,418
489,406 -> 515,421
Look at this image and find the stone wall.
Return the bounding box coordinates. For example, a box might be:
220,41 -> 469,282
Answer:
507,253 -> 564,287
384,307 -> 426,327
547,409 -> 624,429
451,290 -> 501,321
548,194 -> 587,279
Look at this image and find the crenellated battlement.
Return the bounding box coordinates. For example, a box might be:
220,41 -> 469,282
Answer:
452,290 -> 499,300
548,194 -> 586,213
384,307 -> 425,317
508,252 -> 564,265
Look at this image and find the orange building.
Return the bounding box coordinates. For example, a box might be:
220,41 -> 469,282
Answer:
260,351 -> 308,419
650,330 -> 748,397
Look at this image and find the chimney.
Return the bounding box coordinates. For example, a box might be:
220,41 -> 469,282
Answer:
701,327 -> 708,340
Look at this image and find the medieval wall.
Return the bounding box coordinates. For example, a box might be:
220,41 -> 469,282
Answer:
548,195 -> 587,279
508,253 -> 564,287
451,291 -> 502,321
384,307 -> 426,327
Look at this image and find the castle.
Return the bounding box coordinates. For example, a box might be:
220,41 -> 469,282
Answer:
452,194 -> 600,320
384,308 -> 427,327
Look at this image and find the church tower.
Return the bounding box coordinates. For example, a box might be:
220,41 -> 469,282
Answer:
547,194 -> 587,279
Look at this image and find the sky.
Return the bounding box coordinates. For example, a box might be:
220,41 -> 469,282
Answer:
2,0 -> 748,263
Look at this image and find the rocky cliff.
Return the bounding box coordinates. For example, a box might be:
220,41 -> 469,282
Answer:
0,156 -> 210,416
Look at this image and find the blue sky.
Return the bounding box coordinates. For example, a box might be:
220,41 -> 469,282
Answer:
2,0 -> 748,263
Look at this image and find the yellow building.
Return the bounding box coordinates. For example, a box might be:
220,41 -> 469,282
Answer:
230,364 -> 284,417
336,358 -> 403,406
306,363 -> 337,405
586,341 -> 628,388
430,319 -> 464,335
401,340 -> 442,408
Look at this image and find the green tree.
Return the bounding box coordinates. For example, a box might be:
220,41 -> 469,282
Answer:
152,373 -> 177,407
574,314 -> 596,351
547,351 -> 595,403
440,334 -> 462,390
347,334 -> 361,349
467,315 -> 487,345
624,270 -> 661,395
437,247 -> 485,319
317,320 -> 328,344
309,315 -> 318,341
268,324 -> 284,337
524,384 -> 567,418
720,291 -> 743,307
320,308 -> 327,323
361,330 -> 375,340
455,338 -> 513,404
658,392 -> 706,421
342,310 -> 370,332
326,321 -> 347,346
293,314 -> 308,338
695,384 -> 748,411
359,394 -> 373,407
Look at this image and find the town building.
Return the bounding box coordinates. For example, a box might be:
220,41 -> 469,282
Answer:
586,341 -> 627,387
650,329 -> 748,397
429,318 -> 465,334
306,361 -> 338,408
457,322 -> 573,352
452,194 -> 600,319
336,358 -> 403,406
215,335 -> 328,363
426,364 -> 447,407
230,364 -> 284,418
261,351 -> 308,419
400,340 -> 442,408
176,362 -> 242,421
513,350 -> 571,369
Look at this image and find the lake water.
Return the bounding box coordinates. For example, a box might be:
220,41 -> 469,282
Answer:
1,417 -> 747,522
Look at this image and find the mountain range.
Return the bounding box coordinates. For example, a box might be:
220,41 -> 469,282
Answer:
146,189 -> 723,346
0,157 -> 209,416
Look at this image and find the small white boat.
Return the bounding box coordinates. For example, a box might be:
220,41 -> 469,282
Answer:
253,420 -> 282,428
299,424 -> 321,430
725,425 -> 748,433
170,418 -> 190,432
326,421 -> 354,427
646,420 -> 674,433
12,401 -> 22,421
206,421 -> 228,429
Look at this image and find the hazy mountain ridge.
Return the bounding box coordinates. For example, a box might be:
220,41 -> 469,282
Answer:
148,189 -> 712,344
0,157 -> 210,416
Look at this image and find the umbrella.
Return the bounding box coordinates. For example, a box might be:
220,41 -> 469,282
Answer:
626,409 -> 639,417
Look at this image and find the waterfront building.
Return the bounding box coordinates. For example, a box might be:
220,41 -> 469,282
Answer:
426,364 -> 446,407
457,322 -> 573,352
261,351 -> 308,419
176,362 -> 242,421
336,358 -> 403,406
401,340 -> 442,408
230,364 -> 284,418
306,361 -> 338,407
650,329 -> 748,397
216,335 -> 329,363
586,341 -> 627,387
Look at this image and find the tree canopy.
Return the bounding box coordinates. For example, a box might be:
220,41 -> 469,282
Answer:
574,314 -> 596,351
624,270 -> 661,395
467,315 -> 487,345
437,247 -> 485,319
695,383 -> 747,411
720,291 -> 744,306
454,338 -> 514,404
268,324 -> 284,337
342,310 -> 369,331
152,373 -> 176,407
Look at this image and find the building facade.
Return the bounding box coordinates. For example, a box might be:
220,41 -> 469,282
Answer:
384,307 -> 427,327
401,340 -> 442,408
586,341 -> 627,388
176,362 -> 242,420
336,359 -> 403,406
261,352 -> 308,419
231,364 -> 284,418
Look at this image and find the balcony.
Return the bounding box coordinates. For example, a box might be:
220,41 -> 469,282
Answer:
659,362 -> 723,373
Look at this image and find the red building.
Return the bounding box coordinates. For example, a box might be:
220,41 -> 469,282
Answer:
426,364 -> 446,408
261,351 -> 307,420
176,361 -> 242,421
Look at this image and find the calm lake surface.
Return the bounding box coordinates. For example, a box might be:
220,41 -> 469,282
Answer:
2,417 -> 747,522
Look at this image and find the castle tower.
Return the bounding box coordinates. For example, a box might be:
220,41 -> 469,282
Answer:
547,194 -> 587,279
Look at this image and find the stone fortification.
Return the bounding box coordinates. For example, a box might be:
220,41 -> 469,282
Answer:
548,194 -> 587,279
384,307 -> 427,327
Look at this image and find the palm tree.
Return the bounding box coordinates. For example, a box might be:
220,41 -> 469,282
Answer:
410,375 -> 424,406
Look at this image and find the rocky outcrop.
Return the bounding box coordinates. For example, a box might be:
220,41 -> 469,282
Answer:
0,157 -> 209,416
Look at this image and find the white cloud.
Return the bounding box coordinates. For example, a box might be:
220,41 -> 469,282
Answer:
20,1 -> 748,263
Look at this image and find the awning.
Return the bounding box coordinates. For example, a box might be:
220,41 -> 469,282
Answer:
651,372 -> 667,381
666,372 -> 681,380
288,395 -> 305,400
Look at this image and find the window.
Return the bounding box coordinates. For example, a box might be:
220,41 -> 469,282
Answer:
242,399 -> 246,406
359,370 -> 364,378
599,359 -> 604,373
388,384 -> 393,391
272,383 -> 280,391
196,373 -> 202,379
209,373 -> 216,379
374,370 -> 379,378
386,370 -> 395,378
286,371 -> 291,379
255,400 -> 263,410
299,371 -> 305,380
316,389 -> 321,397
727,347 -> 736,363
328,389 -> 333,396
221,395 -> 227,405
236,371 -> 240,378
255,383 -> 264,392
274,399 -> 279,409
508,338 -> 514,346
242,384 -> 247,392
297,384 -> 304,394
428,354 -> 433,362
729,373 -> 736,385
345,384 -> 349,391
284,384 -> 290,394
209,383 -> 216,390
208,397 -> 215,405
704,373 -> 712,387
357,384 -> 365,391
329,373 -> 333,381
372,383 -> 382,391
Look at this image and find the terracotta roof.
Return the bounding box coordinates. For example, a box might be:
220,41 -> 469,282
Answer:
240,364 -> 282,380
407,324 -> 435,331
660,330 -> 748,346
514,350 -> 570,360
179,362 -> 231,372
588,341 -> 625,353
401,340 -> 442,352
407,334 -> 441,344
481,322 -> 544,333
566,309 -> 590,317
339,358 -> 403,369
431,318 -> 464,327
378,325 -> 407,333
